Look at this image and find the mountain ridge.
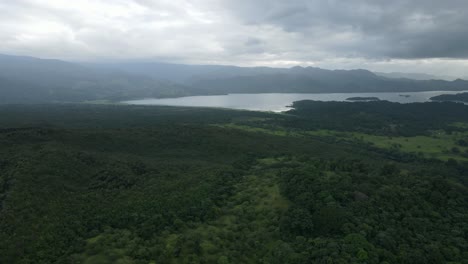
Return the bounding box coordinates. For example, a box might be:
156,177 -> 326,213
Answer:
1,54 -> 468,103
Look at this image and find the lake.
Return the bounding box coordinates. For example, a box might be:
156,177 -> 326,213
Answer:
123,90 -> 468,112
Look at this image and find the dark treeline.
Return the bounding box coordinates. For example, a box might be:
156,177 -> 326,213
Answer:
431,92 -> 468,103
284,100 -> 468,136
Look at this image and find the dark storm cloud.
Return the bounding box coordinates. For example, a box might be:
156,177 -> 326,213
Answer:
1,0 -> 468,76
223,0 -> 468,59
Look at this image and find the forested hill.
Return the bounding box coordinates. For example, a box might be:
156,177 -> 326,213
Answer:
1,101 -> 468,263
1,54 -> 468,103
286,100 -> 468,136
0,54 -> 193,103
187,68 -> 468,94
431,92 -> 468,103
87,61 -> 468,94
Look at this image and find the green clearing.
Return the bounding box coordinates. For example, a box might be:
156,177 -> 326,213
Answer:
218,124 -> 468,161
451,122 -> 468,129
307,129 -> 468,161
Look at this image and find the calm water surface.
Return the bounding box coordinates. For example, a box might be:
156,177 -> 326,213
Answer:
123,90 -> 468,112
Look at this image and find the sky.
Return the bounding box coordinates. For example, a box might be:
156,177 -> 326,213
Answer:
1,0 -> 468,77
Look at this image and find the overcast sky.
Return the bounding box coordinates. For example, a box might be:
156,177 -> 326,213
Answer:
1,0 -> 468,76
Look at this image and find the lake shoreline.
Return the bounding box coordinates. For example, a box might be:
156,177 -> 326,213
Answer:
122,90 -> 468,112
124,89 -> 468,101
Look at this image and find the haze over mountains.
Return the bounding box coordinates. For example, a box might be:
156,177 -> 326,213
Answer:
374,72 -> 461,81
1,54 -> 468,104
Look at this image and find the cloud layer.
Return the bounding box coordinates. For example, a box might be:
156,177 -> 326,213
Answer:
1,0 -> 468,76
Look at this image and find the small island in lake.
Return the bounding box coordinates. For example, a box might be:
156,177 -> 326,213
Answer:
346,96 -> 381,101
430,92 -> 468,103
399,94 -> 411,98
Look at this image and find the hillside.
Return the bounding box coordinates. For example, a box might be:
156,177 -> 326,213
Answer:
431,92 -> 468,103
0,54 -> 192,103
1,54 -> 468,104
86,62 -> 468,94
1,102 -> 468,263
374,71 -> 458,81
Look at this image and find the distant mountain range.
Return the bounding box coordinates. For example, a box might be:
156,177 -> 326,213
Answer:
0,54 -> 190,103
374,72 -> 460,81
1,54 -> 468,103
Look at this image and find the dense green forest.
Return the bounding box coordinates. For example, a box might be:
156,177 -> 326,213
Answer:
1,101 -> 468,263
431,92 -> 468,103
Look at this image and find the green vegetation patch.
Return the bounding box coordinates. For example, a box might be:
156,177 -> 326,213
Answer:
156,164 -> 290,263
307,129 -> 468,161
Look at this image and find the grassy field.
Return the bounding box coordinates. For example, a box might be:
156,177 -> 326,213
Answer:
218,123 -> 468,161
307,129 -> 468,161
